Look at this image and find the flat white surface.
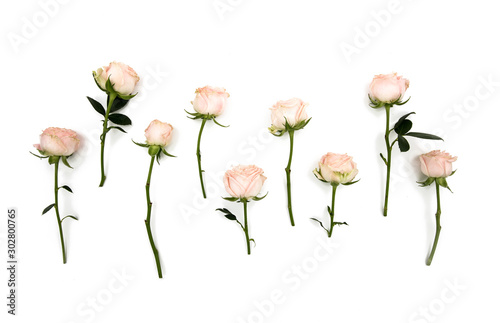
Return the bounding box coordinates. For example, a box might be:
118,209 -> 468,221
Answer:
1,0 -> 499,322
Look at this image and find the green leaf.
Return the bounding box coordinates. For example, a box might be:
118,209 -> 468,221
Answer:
132,140 -> 148,148
394,119 -> 413,135
109,96 -> 129,113
405,132 -> 443,141
222,197 -> 239,202
108,113 -> 132,126
87,96 -> 106,116
252,192 -> 268,201
310,218 -> 329,234
61,215 -> 79,222
108,126 -> 127,133
61,156 -> 73,168
59,185 -> 73,193
394,112 -> 415,130
42,203 -> 55,215
397,135 -> 410,152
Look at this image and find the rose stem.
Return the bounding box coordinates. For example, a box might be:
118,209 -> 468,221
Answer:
242,199 -> 251,255
144,155 -> 163,278
99,92 -> 117,187
426,181 -> 442,266
53,157 -> 67,264
196,118 -> 208,199
328,183 -> 338,238
383,105 -> 392,217
285,130 -> 295,226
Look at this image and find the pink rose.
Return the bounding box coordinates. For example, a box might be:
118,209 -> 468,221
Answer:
270,98 -> 309,130
313,153 -> 358,185
369,73 -> 409,104
419,150 -> 457,178
224,165 -> 267,199
93,61 -> 140,96
192,86 -> 229,116
34,127 -> 80,156
144,120 -> 173,147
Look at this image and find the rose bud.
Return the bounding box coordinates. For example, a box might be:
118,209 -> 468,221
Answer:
192,86 -> 229,116
314,153 -> 358,185
144,120 -> 174,147
270,98 -> 309,131
419,150 -> 457,178
369,73 -> 409,104
93,61 -> 140,96
34,127 -> 80,156
223,165 -> 267,199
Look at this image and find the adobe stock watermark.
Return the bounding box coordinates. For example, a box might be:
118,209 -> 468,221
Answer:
212,0 -> 244,21
339,0 -> 415,64
66,268 -> 134,323
408,277 -> 466,323
178,127 -> 273,224
236,237 -> 340,323
7,0 -> 72,53
417,74 -> 499,152
127,64 -> 170,113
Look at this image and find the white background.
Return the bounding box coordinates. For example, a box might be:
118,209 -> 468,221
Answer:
1,0 -> 499,322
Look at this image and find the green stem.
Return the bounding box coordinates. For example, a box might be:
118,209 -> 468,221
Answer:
426,182 -> 442,266
285,130 -> 295,226
328,184 -> 338,238
243,199 -> 251,255
196,118 -> 207,198
99,92 -> 117,187
53,157 -> 66,264
383,105 -> 392,217
144,156 -> 162,278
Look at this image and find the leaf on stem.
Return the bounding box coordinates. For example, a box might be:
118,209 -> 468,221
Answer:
108,113 -> 132,126
397,135 -> 410,152
59,185 -> 73,193
222,197 -> 239,202
61,156 -> 73,168
394,119 -> 413,135
108,126 -> 127,133
87,96 -> 106,116
109,96 -> 129,112
405,132 -> 443,140
212,117 -> 229,128
310,218 -> 329,234
42,203 -> 55,215
61,215 -> 79,222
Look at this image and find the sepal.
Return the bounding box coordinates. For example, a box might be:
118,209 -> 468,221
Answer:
417,177 -> 435,187
252,192 -> 268,201
132,140 -> 148,148
148,145 -> 161,157
436,177 -> 453,192
342,179 -> 360,186
222,196 -> 239,202
48,156 -> 60,165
